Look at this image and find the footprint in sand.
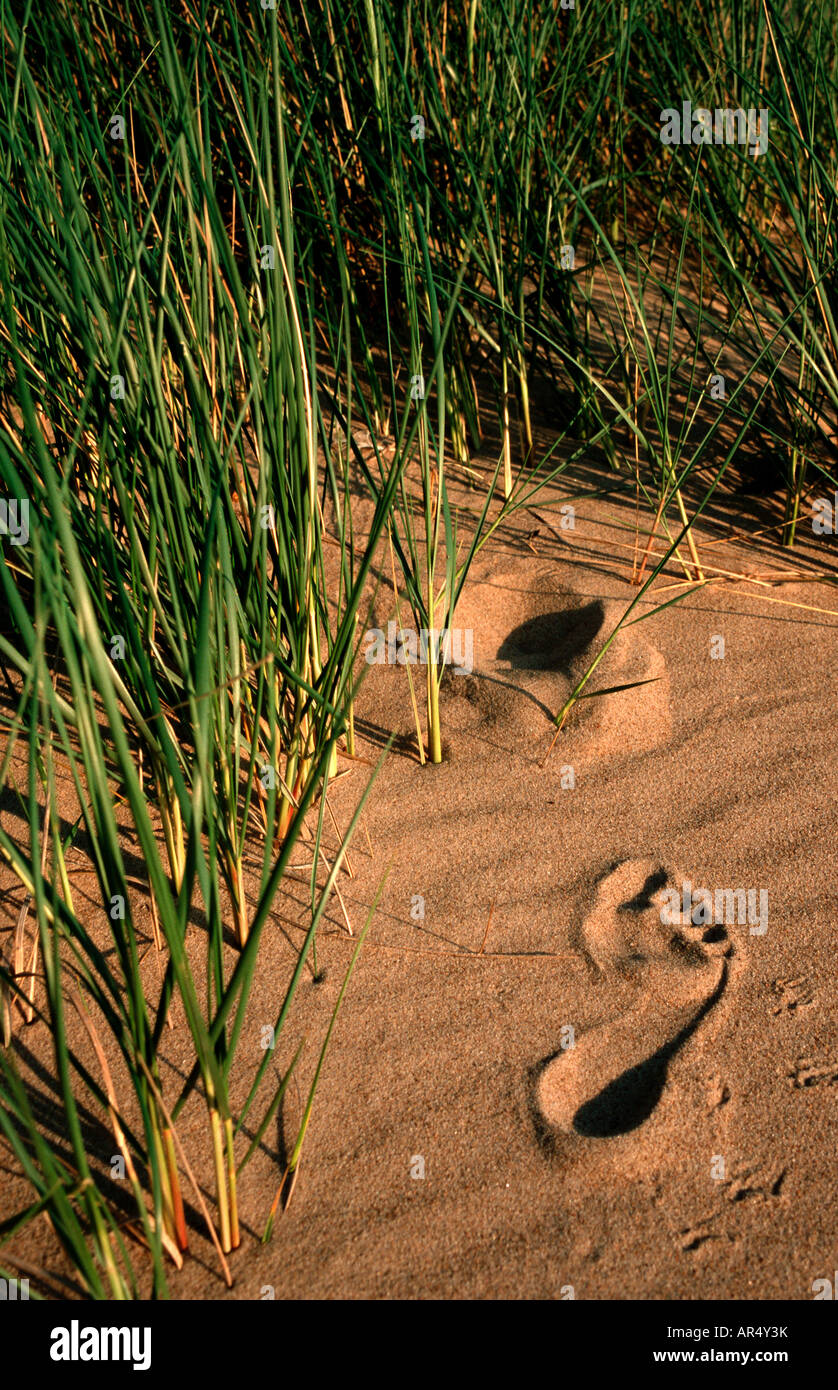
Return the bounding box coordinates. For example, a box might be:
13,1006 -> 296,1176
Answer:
441,560 -> 670,757
536,860 -> 733,1137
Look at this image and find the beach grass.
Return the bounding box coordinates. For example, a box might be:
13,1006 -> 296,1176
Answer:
0,0 -> 836,1296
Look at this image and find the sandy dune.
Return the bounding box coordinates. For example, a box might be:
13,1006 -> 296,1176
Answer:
169,481 -> 838,1300
2,476 -> 837,1301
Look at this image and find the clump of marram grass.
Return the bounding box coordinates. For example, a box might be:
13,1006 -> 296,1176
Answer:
1,0 -> 837,1298
0,0 -> 398,1295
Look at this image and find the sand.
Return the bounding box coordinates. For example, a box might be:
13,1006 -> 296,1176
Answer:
2,456 -> 838,1301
